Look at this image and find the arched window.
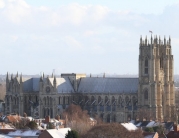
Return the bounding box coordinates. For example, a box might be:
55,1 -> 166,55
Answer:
107,114 -> 110,123
112,96 -> 115,104
47,97 -> 49,105
132,96 -> 137,106
144,58 -> 148,74
98,96 -> 102,104
91,96 -> 95,103
118,96 -> 122,104
59,97 -> 61,104
44,97 -> 46,105
63,97 -> 65,105
160,57 -> 163,69
105,96 -> 109,105
144,90 -> 148,100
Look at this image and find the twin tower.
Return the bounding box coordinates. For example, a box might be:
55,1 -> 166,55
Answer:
138,35 -> 175,121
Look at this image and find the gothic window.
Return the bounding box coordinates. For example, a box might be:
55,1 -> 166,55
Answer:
144,58 -> 148,74
144,90 -> 148,100
105,96 -> 109,105
98,96 -> 102,105
132,96 -> 137,106
160,57 -> 163,69
85,96 -> 89,104
59,97 -> 60,104
63,96 -> 65,105
91,96 -> 95,104
107,114 -> 110,123
44,97 -> 46,105
112,96 -> 115,105
47,97 -> 49,105
118,96 -> 122,105
67,97 -> 69,104
125,96 -> 129,105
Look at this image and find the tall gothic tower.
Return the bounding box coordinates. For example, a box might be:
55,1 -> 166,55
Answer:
138,35 -> 175,121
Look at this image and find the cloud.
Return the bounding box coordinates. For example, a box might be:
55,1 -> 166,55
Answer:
0,0 -> 179,74
0,0 -> 5,9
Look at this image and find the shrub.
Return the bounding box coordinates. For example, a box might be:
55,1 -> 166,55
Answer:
145,127 -> 154,132
65,130 -> 79,138
27,121 -> 38,129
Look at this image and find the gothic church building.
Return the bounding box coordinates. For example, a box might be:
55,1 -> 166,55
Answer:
4,35 -> 175,122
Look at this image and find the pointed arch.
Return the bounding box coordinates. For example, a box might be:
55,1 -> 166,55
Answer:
105,96 -> 109,105
125,96 -> 129,105
63,96 -> 65,105
144,89 -> 148,100
144,57 -> 149,74
118,96 -> 122,105
91,96 -> 95,103
98,96 -> 102,104
111,96 -> 115,104
107,114 -> 110,123
59,96 -> 61,104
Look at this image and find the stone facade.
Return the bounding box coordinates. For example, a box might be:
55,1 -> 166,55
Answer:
138,35 -> 175,121
4,35 -> 175,122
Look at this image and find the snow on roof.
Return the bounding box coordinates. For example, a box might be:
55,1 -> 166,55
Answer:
47,128 -> 71,138
121,123 -> 137,131
0,134 -> 13,138
146,121 -> 155,127
144,134 -> 154,138
136,122 -> 142,127
129,120 -> 135,124
7,130 -> 40,136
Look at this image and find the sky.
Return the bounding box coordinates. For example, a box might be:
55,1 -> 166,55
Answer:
0,0 -> 179,75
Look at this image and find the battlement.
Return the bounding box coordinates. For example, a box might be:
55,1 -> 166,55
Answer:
140,35 -> 171,46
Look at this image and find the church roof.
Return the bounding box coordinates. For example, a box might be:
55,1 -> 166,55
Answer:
56,77 -> 74,93
77,77 -> 138,93
23,78 -> 40,92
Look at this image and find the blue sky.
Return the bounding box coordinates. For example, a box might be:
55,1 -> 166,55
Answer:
0,0 -> 179,75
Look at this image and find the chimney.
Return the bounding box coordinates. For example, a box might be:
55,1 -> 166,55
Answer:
45,115 -> 50,123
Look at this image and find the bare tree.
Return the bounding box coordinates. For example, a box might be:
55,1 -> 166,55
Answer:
82,123 -> 143,138
62,104 -> 92,136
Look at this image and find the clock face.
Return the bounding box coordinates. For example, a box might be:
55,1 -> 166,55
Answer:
46,86 -> 50,93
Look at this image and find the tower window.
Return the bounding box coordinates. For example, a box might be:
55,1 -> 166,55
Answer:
144,90 -> 148,100
160,57 -> 163,69
144,58 -> 148,74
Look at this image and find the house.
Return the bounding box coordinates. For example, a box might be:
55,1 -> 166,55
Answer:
38,128 -> 71,138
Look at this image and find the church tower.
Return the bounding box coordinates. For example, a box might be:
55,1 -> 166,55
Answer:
138,35 -> 175,121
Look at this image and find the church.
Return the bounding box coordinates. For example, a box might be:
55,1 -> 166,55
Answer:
4,35 -> 175,122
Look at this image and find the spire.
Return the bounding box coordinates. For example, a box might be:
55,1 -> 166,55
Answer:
103,73 -> 105,78
90,73 -> 92,78
151,34 -> 153,44
159,36 -> 161,45
140,35 -> 142,45
164,36 -> 166,45
169,36 -> 171,45
53,75 -> 56,84
156,35 -> 158,44
6,72 -> 9,82
43,72 -> 44,79
11,74 -> 13,80
145,36 -> 147,45
20,73 -> 22,83
16,72 -> 18,77
51,73 -> 54,78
